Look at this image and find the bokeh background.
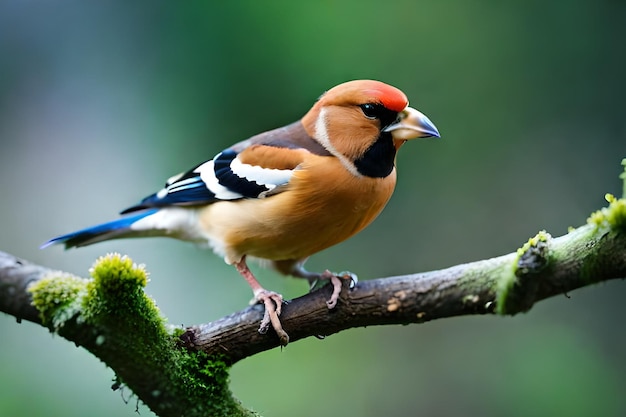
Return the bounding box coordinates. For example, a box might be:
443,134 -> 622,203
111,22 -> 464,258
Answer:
1,1 -> 625,416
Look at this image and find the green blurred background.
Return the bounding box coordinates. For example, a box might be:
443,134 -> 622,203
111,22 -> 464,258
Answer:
1,1 -> 624,416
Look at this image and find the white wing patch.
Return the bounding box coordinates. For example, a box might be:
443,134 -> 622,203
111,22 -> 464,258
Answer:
196,160 -> 243,200
155,173 -> 207,199
230,158 -> 293,191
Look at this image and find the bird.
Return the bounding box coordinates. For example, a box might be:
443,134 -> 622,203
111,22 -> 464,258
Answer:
42,79 -> 440,345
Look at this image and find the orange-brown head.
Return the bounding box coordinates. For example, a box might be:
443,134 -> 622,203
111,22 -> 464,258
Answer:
301,80 -> 439,178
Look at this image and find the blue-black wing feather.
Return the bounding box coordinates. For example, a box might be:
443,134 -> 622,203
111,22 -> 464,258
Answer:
120,162 -> 220,214
120,150 -> 272,214
119,122 -> 323,215
213,150 -> 269,198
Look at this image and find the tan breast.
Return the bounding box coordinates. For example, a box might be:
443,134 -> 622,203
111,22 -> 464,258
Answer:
199,154 -> 396,264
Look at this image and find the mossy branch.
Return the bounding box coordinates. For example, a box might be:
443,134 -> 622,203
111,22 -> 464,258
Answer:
185,218 -> 626,363
1,160 -> 625,416
21,254 -> 253,417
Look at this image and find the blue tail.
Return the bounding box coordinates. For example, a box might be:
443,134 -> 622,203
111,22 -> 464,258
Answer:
41,209 -> 159,249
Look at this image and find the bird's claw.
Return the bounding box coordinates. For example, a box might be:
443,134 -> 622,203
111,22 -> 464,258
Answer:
337,271 -> 358,289
254,290 -> 289,346
317,270 -> 357,309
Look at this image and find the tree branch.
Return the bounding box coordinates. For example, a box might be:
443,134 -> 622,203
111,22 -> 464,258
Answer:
0,253 -> 48,324
183,224 -> 626,364
1,191 -> 625,416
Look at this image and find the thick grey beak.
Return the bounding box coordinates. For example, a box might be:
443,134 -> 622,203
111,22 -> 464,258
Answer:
383,106 -> 440,140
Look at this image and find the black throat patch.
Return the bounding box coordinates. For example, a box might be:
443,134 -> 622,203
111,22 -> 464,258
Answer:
353,133 -> 396,178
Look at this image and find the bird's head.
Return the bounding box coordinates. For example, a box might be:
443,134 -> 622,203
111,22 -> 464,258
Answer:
302,80 -> 439,177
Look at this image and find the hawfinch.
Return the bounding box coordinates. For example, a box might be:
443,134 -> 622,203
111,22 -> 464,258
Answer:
43,79 -> 440,344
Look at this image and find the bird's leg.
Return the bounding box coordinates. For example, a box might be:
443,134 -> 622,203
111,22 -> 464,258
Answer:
234,258 -> 289,345
289,264 -> 357,309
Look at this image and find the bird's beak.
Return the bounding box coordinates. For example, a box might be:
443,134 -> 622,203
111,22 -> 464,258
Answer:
383,106 -> 440,140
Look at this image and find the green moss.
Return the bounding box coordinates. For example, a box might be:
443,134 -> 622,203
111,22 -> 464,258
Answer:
514,231 -> 551,273
620,158 -> 626,199
89,252 -> 148,287
495,266 -> 516,316
496,231 -> 551,315
170,351 -> 233,409
82,254 -> 249,415
587,193 -> 626,231
29,272 -> 87,329
28,253 -> 250,416
81,253 -> 171,382
588,160 -> 626,230
82,253 -> 163,331
171,326 -> 187,338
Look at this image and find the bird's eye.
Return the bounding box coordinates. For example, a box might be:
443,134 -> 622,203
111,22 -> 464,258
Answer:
360,103 -> 381,119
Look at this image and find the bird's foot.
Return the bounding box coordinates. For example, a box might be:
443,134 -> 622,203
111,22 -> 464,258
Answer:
313,270 -> 358,309
253,289 -> 289,346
